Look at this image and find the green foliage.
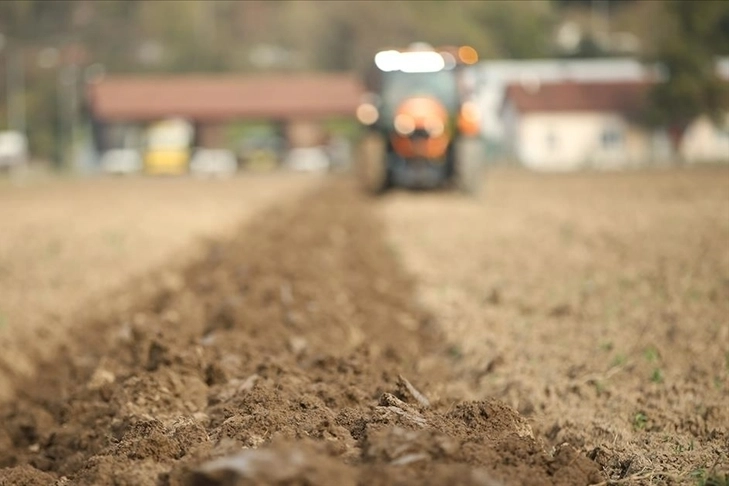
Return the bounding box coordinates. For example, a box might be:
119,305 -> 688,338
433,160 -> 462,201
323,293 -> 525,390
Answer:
647,1 -> 729,136
691,469 -> 729,486
611,352 -> 627,367
458,1 -> 557,60
643,346 -> 660,363
650,368 -> 664,384
0,0 -> 567,162
447,344 -> 464,361
633,411 -> 648,430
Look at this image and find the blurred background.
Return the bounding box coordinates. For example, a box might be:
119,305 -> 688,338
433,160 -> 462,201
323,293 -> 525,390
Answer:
0,0 -> 727,176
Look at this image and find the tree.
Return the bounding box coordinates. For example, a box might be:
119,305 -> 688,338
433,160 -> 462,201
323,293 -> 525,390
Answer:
647,1 -> 729,152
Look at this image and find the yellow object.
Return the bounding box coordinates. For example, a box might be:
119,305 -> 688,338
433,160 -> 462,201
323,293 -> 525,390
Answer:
144,150 -> 189,175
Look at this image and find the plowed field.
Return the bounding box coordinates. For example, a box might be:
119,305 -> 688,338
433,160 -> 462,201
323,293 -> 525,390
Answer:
0,168 -> 727,486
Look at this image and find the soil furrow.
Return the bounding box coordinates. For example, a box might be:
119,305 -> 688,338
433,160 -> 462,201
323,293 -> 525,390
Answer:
0,179 -> 602,486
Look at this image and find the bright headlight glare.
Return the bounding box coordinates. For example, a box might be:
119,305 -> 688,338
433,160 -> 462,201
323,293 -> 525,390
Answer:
374,50 -> 401,72
394,114 -> 415,135
356,103 -> 379,125
374,50 -> 446,73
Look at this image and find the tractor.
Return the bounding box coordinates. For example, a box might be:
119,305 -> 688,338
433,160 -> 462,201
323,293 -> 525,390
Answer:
355,43 -> 484,194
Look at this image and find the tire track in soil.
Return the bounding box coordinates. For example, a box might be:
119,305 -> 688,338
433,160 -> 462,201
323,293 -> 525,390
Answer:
0,180 -> 602,486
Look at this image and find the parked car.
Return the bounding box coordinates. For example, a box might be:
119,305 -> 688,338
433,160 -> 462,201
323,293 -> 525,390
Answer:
100,148 -> 143,175
284,146 -> 331,172
0,131 -> 29,172
189,148 -> 238,177
238,133 -> 284,172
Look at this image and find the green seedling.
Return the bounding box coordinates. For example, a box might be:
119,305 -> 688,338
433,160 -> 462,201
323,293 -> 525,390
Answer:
633,411 -> 648,430
691,469 -> 729,486
651,368 -> 664,384
447,345 -> 463,360
675,440 -> 695,453
714,376 -> 723,390
599,341 -> 614,352
611,353 -> 627,367
644,346 -> 660,363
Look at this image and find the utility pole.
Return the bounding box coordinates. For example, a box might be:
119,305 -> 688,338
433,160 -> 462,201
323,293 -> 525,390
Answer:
591,0 -> 611,52
7,48 -> 26,134
1,34 -> 26,134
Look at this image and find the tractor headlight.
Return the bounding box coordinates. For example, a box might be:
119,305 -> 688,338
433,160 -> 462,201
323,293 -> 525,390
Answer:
356,103 -> 379,125
394,114 -> 416,135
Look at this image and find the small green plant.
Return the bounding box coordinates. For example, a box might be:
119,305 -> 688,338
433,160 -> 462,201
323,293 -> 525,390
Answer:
691,468 -> 729,486
633,411 -> 648,430
705,473 -> 729,486
447,345 -> 463,360
611,353 -> 627,367
714,376 -> 724,391
644,346 -> 660,363
651,368 -> 664,384
599,341 -> 614,352
675,440 -> 695,453
692,469 -> 707,480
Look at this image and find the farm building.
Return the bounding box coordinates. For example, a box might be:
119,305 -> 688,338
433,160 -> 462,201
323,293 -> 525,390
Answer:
500,79 -> 729,170
84,73 -> 364,173
471,57 -> 657,151
475,57 -> 729,168
500,80 -> 663,171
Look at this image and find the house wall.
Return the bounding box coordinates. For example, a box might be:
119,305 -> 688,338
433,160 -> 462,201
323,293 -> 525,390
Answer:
474,58 -> 655,143
504,110 -> 655,171
680,114 -> 729,164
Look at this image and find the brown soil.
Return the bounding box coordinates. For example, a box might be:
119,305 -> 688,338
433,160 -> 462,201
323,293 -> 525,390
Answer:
379,167 -> 729,485
0,179 -> 602,485
0,173 -> 319,402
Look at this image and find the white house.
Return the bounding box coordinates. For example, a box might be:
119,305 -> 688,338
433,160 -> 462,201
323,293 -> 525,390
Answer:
473,56 -> 729,165
500,80 -> 675,171
680,114 -> 729,164
472,58 -> 657,146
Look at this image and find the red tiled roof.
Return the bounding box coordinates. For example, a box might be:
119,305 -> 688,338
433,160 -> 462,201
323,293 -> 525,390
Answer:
503,80 -> 653,117
86,73 -> 365,122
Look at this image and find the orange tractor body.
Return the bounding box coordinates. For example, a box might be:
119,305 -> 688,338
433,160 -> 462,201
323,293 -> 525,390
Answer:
356,43 -> 485,193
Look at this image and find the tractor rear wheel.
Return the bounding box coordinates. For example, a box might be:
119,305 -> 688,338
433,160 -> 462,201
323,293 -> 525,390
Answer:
356,132 -> 389,194
453,136 -> 485,195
